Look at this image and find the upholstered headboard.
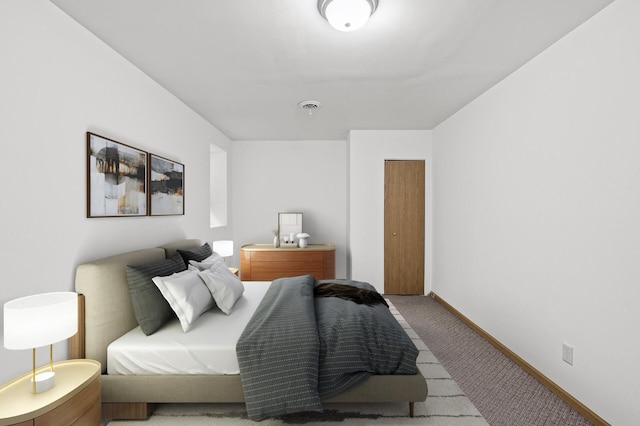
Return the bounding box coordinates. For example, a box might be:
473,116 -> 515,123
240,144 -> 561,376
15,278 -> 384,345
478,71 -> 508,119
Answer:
73,239 -> 202,372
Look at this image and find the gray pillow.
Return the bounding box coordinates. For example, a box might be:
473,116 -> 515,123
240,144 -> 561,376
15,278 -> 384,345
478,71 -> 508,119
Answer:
177,243 -> 213,264
126,254 -> 187,335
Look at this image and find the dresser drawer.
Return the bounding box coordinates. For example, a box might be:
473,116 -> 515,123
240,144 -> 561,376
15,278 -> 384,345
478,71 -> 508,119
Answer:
240,244 -> 335,281
249,251 -> 325,263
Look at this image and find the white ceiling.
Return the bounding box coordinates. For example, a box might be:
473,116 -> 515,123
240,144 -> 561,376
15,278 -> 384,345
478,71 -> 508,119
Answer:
50,0 -> 612,141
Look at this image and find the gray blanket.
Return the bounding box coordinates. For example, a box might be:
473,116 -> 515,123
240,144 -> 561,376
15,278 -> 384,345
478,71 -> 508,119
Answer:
315,279 -> 418,398
236,276 -> 418,421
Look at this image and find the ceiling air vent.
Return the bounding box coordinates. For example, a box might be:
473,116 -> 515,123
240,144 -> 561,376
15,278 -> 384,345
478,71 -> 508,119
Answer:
298,100 -> 322,115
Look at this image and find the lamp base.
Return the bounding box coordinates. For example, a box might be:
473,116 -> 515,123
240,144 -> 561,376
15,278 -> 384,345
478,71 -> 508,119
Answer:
31,371 -> 55,394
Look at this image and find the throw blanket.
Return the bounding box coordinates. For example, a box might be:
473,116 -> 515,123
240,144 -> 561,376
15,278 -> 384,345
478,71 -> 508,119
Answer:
314,282 -> 389,307
236,276 -> 418,421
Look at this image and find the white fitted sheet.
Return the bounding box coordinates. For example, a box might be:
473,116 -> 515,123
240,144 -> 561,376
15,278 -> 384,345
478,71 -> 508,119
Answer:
107,281 -> 270,375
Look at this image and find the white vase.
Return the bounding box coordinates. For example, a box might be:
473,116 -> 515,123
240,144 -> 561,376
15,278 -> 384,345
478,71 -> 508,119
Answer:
273,235 -> 280,247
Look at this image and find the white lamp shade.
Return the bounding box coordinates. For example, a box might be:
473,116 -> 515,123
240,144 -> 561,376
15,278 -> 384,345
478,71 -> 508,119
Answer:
3,292 -> 78,350
213,240 -> 234,258
325,0 -> 373,32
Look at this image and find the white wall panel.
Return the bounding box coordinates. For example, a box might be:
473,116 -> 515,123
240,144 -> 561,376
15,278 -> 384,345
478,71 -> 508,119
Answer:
349,130 -> 432,294
231,140 -> 348,278
433,1 -> 638,423
0,0 -> 230,384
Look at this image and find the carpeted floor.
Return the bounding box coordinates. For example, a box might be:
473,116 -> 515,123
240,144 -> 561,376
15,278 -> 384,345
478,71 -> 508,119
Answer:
387,295 -> 592,426
106,300 -> 488,425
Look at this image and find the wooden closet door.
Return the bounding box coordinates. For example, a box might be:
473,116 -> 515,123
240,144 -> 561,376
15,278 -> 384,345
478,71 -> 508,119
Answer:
384,160 -> 425,294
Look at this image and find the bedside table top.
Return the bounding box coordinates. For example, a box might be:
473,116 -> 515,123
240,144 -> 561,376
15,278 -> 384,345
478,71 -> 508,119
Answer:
0,359 -> 101,424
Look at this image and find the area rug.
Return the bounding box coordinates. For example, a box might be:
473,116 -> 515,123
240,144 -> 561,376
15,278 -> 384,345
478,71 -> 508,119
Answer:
107,301 -> 487,425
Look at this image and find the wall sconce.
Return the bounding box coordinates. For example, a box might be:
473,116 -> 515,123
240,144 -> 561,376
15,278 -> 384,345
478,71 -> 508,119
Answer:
318,0 -> 378,32
213,240 -> 234,263
3,292 -> 78,394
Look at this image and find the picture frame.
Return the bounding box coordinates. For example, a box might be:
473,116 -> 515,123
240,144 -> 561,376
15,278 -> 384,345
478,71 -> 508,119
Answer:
149,153 -> 184,216
86,132 -> 148,218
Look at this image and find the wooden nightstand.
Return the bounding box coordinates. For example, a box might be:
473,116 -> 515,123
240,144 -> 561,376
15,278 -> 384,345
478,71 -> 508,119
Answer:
0,359 -> 101,426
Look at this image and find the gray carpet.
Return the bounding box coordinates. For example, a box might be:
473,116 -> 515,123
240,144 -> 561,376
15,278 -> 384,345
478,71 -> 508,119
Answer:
387,295 -> 592,426
107,300 -> 488,425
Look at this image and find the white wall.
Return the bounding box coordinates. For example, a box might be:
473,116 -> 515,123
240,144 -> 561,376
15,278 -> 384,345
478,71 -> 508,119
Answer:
0,0 -> 231,385
433,0 -> 638,424
231,140 -> 348,277
349,130 -> 433,294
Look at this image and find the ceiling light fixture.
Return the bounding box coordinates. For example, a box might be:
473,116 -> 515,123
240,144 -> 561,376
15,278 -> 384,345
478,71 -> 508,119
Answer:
318,0 -> 378,32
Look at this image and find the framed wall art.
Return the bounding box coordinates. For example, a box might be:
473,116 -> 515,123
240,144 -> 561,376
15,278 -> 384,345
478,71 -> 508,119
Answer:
86,132 -> 147,218
149,153 -> 184,216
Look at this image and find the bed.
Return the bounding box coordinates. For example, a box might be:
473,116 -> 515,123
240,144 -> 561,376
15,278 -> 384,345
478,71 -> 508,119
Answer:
69,239 -> 427,420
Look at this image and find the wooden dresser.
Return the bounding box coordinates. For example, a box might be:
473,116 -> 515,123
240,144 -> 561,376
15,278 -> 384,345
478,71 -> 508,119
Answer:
240,244 -> 336,281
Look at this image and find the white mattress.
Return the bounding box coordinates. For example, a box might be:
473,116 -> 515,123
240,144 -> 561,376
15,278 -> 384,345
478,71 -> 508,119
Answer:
107,281 -> 270,375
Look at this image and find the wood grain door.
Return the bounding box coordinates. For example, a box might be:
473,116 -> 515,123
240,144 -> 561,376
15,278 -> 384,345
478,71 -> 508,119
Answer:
384,160 -> 425,294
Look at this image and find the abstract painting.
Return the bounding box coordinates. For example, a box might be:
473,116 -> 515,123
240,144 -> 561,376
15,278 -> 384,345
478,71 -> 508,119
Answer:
87,132 -> 147,217
149,154 -> 184,216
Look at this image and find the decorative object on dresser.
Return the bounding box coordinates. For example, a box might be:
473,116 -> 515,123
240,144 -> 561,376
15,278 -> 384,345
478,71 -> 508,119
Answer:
240,243 -> 336,281
277,212 -> 302,246
87,132 -> 147,218
3,292 -> 78,394
0,359 -> 101,426
297,232 -> 311,248
148,153 -> 184,216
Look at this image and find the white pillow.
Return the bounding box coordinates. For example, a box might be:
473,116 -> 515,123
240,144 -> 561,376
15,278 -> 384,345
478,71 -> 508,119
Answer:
198,258 -> 244,315
152,269 -> 214,332
188,252 -> 224,271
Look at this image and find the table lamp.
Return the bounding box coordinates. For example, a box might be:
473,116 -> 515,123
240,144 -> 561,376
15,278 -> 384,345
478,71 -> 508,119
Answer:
3,292 -> 78,394
213,240 -> 234,263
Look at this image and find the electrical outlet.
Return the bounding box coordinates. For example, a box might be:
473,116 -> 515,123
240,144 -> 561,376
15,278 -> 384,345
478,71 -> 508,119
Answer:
562,343 -> 574,366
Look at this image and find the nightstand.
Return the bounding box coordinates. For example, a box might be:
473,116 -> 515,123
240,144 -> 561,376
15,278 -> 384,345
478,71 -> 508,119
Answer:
0,359 -> 101,426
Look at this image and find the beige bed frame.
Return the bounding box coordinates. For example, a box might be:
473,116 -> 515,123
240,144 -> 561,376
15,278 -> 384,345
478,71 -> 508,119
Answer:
69,239 -> 428,420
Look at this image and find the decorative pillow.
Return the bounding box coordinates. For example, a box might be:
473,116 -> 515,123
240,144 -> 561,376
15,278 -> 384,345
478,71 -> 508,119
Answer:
152,269 -> 214,332
188,252 -> 224,271
198,257 -> 244,315
126,254 -> 186,335
177,243 -> 213,265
